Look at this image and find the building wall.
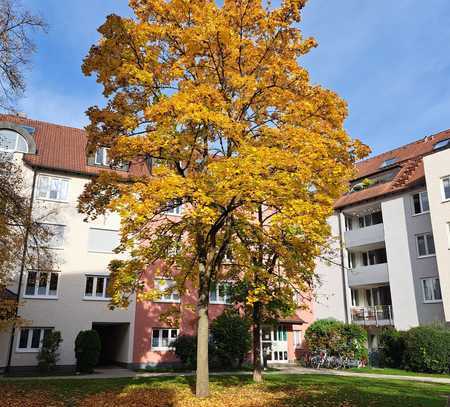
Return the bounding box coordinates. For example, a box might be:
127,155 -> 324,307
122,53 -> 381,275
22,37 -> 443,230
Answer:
4,155 -> 136,370
314,213 -> 349,323
424,148 -> 450,323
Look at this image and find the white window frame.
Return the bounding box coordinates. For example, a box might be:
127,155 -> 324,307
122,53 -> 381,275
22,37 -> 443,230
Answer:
0,129 -> 28,153
411,191 -> 429,215
87,227 -> 120,254
151,328 -> 179,350
441,176 -> 450,202
293,330 -> 302,348
38,223 -> 65,249
16,327 -> 52,353
83,274 -> 111,300
94,147 -> 110,166
164,204 -> 183,216
209,282 -> 232,304
36,175 -> 69,202
154,278 -> 180,303
416,233 -> 436,258
24,270 -> 60,299
421,278 -> 442,303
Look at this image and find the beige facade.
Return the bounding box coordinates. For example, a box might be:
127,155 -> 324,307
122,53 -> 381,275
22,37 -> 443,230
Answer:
424,148 -> 450,323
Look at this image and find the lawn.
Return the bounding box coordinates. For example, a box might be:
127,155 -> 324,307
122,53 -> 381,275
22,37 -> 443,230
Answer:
349,367 -> 450,379
3,374 -> 450,407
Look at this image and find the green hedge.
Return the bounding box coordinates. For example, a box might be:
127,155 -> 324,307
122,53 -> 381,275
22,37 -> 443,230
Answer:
403,326 -> 450,373
379,327 -> 406,368
74,330 -> 101,373
305,318 -> 367,360
173,335 -> 197,368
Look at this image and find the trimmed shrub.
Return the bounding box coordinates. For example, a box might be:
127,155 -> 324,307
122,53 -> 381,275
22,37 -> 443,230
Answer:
210,309 -> 252,368
74,330 -> 101,373
37,330 -> 62,373
173,335 -> 197,368
403,326 -> 450,373
379,327 -> 405,368
305,318 -> 367,360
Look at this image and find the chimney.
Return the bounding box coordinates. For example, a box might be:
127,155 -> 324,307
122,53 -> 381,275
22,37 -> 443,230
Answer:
15,112 -> 27,118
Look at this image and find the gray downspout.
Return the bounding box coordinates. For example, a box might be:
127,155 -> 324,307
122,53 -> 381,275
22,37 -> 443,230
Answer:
337,210 -> 349,323
5,168 -> 37,374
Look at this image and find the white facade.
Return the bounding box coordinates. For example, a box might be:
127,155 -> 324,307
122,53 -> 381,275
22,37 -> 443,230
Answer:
0,123 -> 136,372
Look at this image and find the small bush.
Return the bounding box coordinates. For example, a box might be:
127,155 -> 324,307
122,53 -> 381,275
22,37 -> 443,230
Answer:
173,335 -> 197,368
37,330 -> 62,372
305,318 -> 367,361
210,309 -> 251,368
403,326 -> 450,373
74,330 -> 101,373
379,327 -> 405,368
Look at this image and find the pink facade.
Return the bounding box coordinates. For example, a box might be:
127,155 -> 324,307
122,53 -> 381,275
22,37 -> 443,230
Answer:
133,265 -> 314,367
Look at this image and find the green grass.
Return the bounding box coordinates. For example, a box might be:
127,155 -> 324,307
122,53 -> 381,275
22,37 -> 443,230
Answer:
3,373 -> 450,406
349,367 -> 450,379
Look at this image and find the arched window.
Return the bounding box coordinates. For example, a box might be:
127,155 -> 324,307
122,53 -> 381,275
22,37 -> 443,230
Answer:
0,129 -> 29,153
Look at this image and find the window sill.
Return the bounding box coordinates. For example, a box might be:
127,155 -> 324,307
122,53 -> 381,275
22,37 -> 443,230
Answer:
23,295 -> 58,300
412,211 -> 430,217
441,198 -> 450,204
151,348 -> 174,352
83,297 -> 111,302
36,198 -> 69,204
417,254 -> 436,259
154,299 -> 181,304
423,300 -> 443,304
88,250 -> 115,255
16,348 -> 40,353
210,301 -> 231,305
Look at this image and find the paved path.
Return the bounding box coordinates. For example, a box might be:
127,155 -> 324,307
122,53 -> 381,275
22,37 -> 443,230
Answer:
3,365 -> 450,385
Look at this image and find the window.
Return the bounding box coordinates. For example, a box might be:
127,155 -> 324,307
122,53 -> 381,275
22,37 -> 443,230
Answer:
358,211 -> 383,228
362,248 -> 387,266
274,326 -> 288,341
151,328 -> 178,350
39,224 -> 65,249
84,275 -> 111,299
165,204 -> 183,216
433,139 -> 450,150
24,271 -> 59,298
0,129 -> 28,153
293,330 -> 302,348
36,175 -> 69,202
344,216 -> 353,231
412,191 -> 429,214
209,282 -> 232,304
422,278 -> 442,302
17,327 -> 52,352
380,157 -> 397,168
416,233 -> 435,257
95,147 -> 110,166
348,252 -> 356,269
154,279 -> 180,302
442,176 -> 450,201
87,228 -> 120,253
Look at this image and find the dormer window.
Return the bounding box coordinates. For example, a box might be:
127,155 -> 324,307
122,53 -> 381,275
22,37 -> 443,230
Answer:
433,139 -> 450,150
380,157 -> 397,168
95,147 -> 109,166
0,129 -> 29,153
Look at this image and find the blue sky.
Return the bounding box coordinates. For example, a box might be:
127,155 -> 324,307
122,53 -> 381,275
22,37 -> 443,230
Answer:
23,0 -> 450,156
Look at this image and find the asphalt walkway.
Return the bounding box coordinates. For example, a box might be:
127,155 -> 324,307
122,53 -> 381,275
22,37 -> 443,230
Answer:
3,365 -> 450,385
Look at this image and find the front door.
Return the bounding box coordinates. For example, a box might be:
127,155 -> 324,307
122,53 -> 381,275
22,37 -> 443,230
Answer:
261,325 -> 289,363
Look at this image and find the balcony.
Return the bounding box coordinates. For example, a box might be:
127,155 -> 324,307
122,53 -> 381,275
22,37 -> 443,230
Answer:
347,263 -> 389,287
344,223 -> 385,250
351,305 -> 394,327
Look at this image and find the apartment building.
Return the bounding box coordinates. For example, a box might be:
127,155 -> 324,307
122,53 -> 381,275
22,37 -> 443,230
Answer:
0,115 -> 312,372
316,130 -> 450,349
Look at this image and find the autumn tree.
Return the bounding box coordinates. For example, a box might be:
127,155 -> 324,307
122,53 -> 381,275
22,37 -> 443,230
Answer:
80,0 -> 368,397
0,155 -> 55,330
0,0 -> 47,111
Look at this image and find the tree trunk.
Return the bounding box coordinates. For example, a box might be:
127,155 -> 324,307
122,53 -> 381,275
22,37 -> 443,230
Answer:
196,262 -> 210,397
252,301 -> 263,382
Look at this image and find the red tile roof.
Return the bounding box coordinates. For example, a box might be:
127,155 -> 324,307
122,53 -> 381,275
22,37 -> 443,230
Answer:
335,129 -> 450,209
0,114 -> 149,178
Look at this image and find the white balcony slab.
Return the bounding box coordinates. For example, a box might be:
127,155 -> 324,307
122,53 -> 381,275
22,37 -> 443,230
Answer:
344,223 -> 385,249
347,263 -> 389,287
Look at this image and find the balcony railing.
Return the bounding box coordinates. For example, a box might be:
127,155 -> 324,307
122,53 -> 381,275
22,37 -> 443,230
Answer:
344,223 -> 385,249
351,305 -> 394,326
347,263 -> 389,287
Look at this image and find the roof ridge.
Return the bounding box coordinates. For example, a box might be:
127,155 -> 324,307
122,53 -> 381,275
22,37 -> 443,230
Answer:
0,114 -> 87,133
